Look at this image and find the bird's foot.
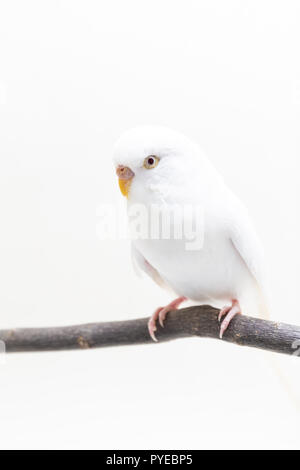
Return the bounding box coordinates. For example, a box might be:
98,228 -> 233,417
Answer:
218,299 -> 242,339
148,296 -> 187,342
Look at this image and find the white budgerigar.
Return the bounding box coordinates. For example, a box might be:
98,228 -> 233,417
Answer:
113,126 -> 269,340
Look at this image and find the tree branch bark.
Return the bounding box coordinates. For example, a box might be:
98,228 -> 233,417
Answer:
0,305 -> 300,356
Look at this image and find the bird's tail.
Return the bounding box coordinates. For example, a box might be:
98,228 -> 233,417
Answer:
250,281 -> 270,320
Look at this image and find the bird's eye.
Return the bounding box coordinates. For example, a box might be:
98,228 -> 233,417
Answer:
143,155 -> 160,169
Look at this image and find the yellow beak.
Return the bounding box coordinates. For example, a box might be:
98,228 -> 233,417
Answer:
118,178 -> 133,197
116,165 -> 135,198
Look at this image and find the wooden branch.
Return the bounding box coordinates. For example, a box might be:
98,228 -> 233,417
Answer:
0,305 -> 300,356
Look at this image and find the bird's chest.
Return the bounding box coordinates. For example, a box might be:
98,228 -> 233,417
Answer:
134,228 -> 246,302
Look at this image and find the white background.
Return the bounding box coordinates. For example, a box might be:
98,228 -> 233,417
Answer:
0,0 -> 299,450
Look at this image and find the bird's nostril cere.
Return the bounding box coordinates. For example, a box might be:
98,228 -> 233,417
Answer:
116,165 -> 135,180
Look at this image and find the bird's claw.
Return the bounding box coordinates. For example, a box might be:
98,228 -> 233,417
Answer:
158,307 -> 168,328
147,296 -> 187,341
218,305 -> 231,323
148,319 -> 158,342
219,299 -> 242,339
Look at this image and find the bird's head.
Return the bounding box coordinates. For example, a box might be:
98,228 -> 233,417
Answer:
113,126 -> 201,203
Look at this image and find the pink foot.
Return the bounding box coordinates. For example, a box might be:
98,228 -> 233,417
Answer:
218,299 -> 242,339
148,296 -> 187,342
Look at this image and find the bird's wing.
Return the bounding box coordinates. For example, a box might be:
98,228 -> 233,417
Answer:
131,242 -> 170,290
227,192 -> 270,318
